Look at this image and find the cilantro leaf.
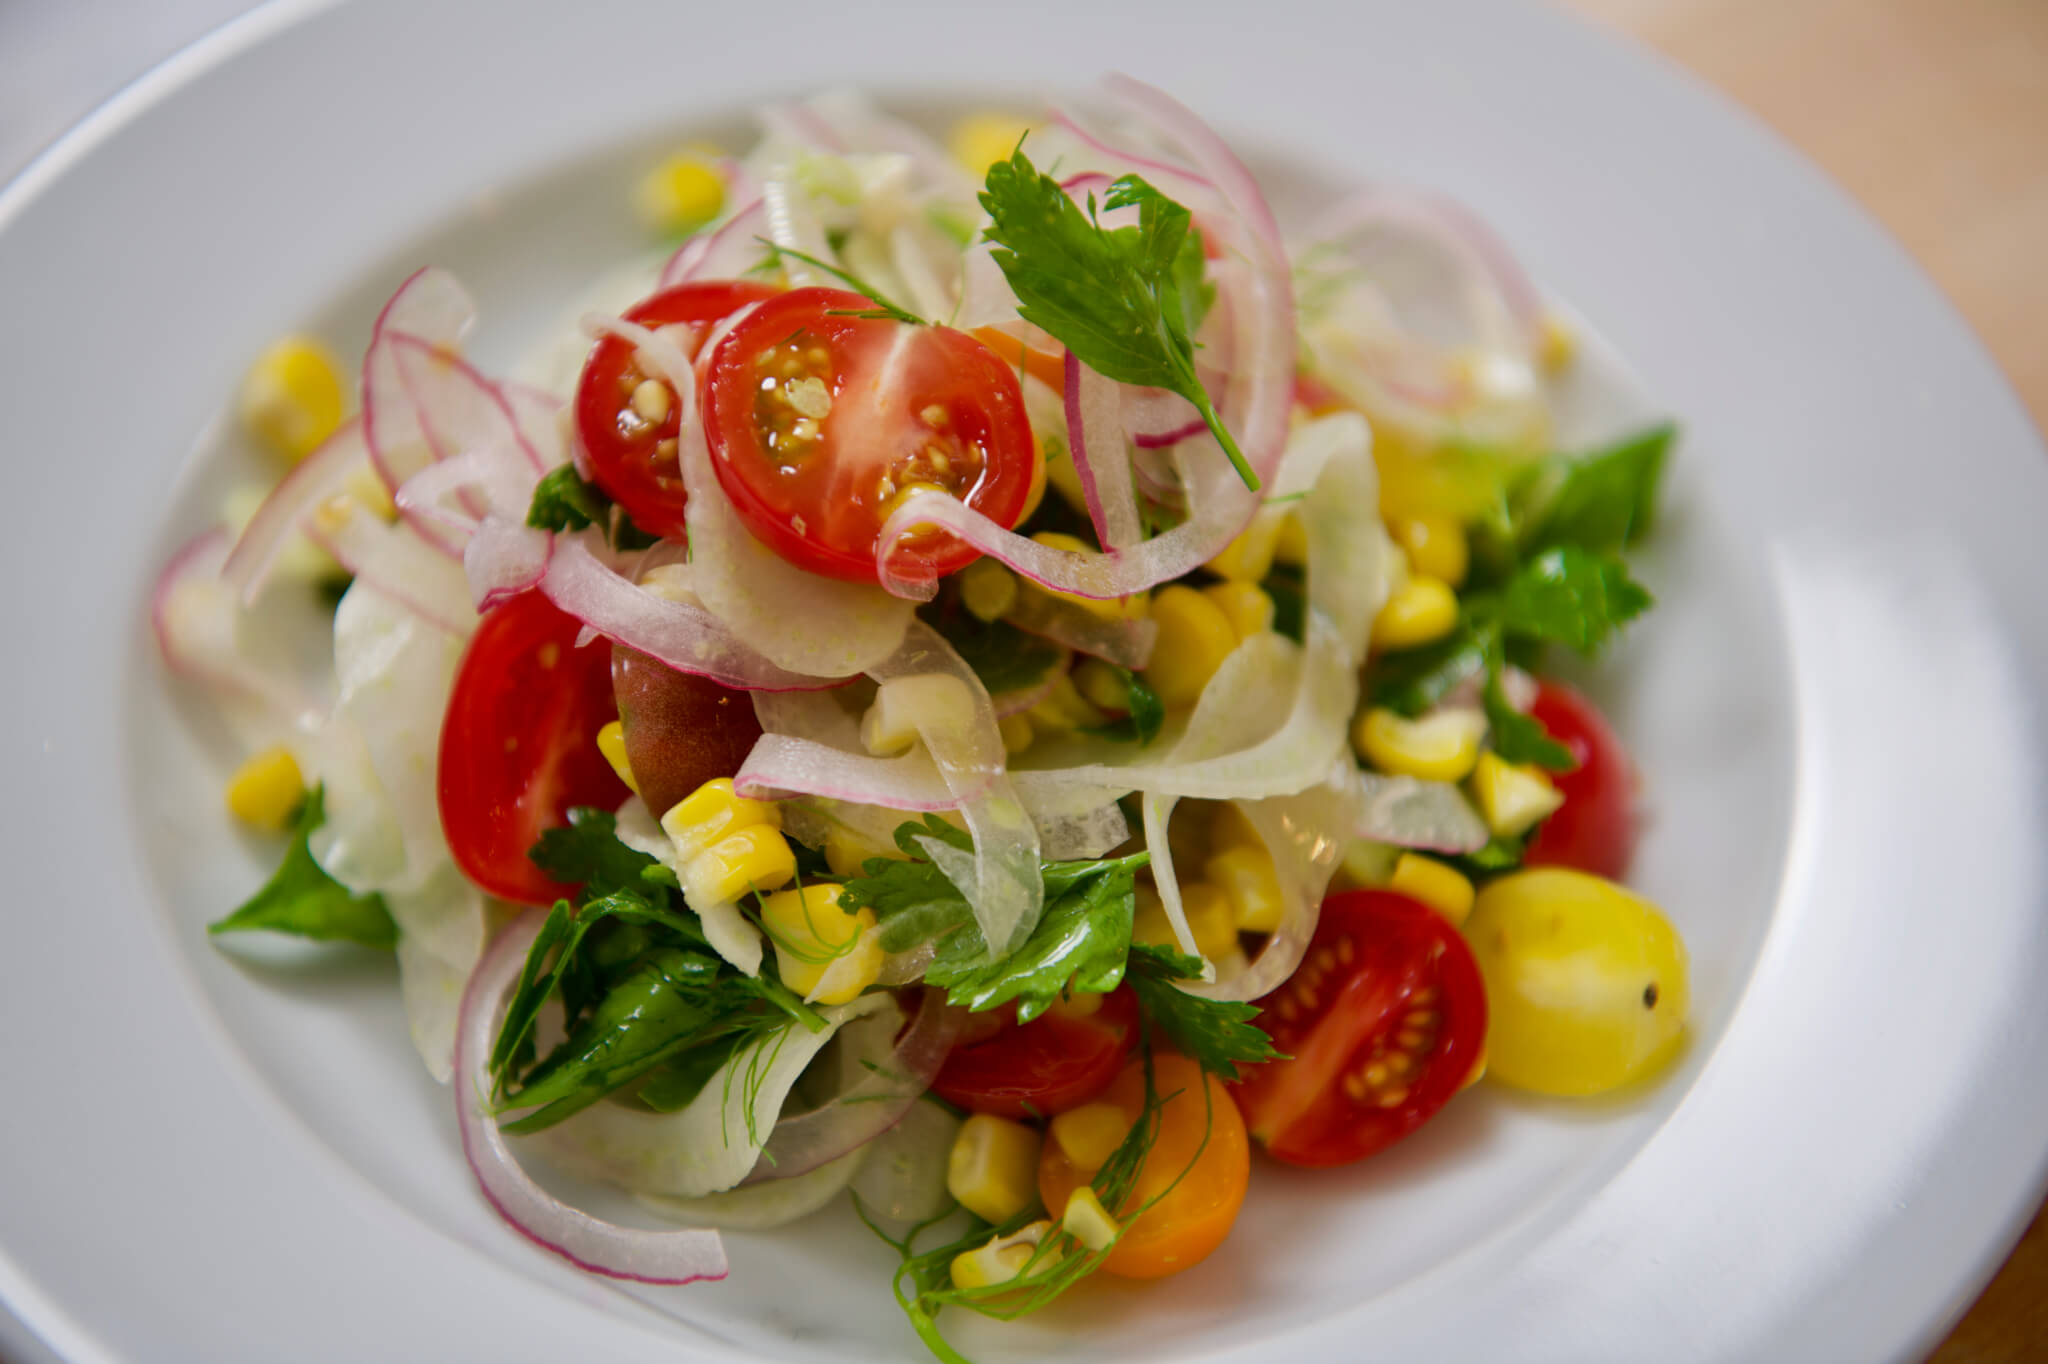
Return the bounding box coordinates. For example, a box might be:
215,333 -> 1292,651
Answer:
923,855 -> 1142,1021
1448,833 -> 1527,878
981,151 -> 1256,490
209,785 -> 398,949
1488,546 -> 1652,655
527,464 -> 658,549
527,806 -> 668,899
1525,423 -> 1673,557
1367,620 -> 1491,716
1125,944 -> 1284,1081
1485,670 -> 1573,769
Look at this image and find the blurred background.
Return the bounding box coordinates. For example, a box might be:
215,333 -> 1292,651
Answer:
1,0 -> 2042,1358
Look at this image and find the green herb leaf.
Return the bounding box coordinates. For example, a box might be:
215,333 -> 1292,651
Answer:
527,465 -> 658,549
1488,546 -> 1653,655
980,151 -> 1255,489
1524,423 -> 1674,557
756,240 -> 924,326
1080,665 -> 1165,746
923,854 -> 1144,1021
208,785 -> 398,948
1448,833 -> 1527,878
1366,620 -> 1491,716
1483,669 -> 1574,771
527,806 -> 668,900
1125,944 -> 1284,1081
918,602 -> 1066,699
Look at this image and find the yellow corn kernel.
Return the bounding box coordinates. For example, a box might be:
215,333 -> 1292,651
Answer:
1202,580 -> 1274,642
1332,839 -> 1402,891
958,558 -> 1018,622
1389,853 -> 1477,927
661,778 -> 780,861
950,1222 -> 1049,1290
1273,512 -> 1309,566
1145,585 -> 1240,708
1026,672 -> 1109,733
1372,574 -> 1460,651
634,151 -> 725,236
1208,802 -> 1263,855
1072,659 -> 1132,712
225,747 -> 305,832
1027,533 -> 1149,622
947,1114 -> 1042,1225
950,113 -> 1032,175
682,824 -> 796,907
240,337 -> 345,464
824,826 -> 903,879
1468,751 -> 1566,837
1050,1102 -> 1133,1173
862,673 -> 973,756
759,882 -> 879,1005
1133,883 -> 1240,962
1354,707 -> 1487,783
1060,1186 -> 1122,1251
1016,435 -> 1050,525
998,711 -> 1034,756
1392,514 -> 1470,588
1206,844 -> 1285,934
1206,513 -> 1284,582
595,721 -> 637,794
1538,314 -> 1577,373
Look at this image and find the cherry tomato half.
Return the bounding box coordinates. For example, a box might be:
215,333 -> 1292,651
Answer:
438,591 -> 630,905
1230,890 -> 1487,1168
931,988 -> 1138,1119
611,643 -> 763,819
701,287 -> 1036,583
1523,680 -> 1638,881
573,279 -> 780,540
1038,1054 -> 1249,1280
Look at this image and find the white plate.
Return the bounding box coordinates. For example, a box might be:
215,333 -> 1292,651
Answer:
4,1 -> 2046,1360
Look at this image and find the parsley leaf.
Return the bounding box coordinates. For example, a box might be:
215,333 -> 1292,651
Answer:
209,785 -> 398,949
981,150 -> 1256,490
1524,423 -> 1674,557
1487,545 -> 1653,654
527,806 -> 673,899
1125,944 -> 1283,1081
1448,833 -> 1527,878
923,854 -> 1144,1021
1485,668 -> 1574,769
527,464 -> 658,550
1366,620 -> 1491,716
1080,665 -> 1165,746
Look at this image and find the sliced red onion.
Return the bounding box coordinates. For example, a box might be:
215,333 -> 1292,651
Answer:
760,99 -> 847,154
454,913 -> 727,1285
1002,588 -> 1157,671
1059,170 -> 1115,196
152,529 -> 326,732
659,197 -> 767,288
361,269 -> 474,558
746,987 -> 961,1184
502,382 -> 568,468
1064,350 -> 1141,552
989,660 -> 1065,719
1132,417 -> 1207,450
221,418 -> 368,606
303,501 -> 476,637
465,520 -> 553,612
1048,106 -> 1217,198
388,331 -> 545,480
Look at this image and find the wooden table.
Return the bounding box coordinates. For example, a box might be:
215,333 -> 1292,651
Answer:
1565,1 -> 2048,1356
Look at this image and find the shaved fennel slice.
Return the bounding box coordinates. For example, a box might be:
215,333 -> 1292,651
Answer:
1268,411 -> 1391,664
639,1146 -> 868,1231
390,863 -> 487,1082
848,1098 -> 961,1225
519,994 -> 891,1199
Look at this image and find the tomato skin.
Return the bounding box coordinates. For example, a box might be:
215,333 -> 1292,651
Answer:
610,644 -> 763,819
1038,1054 -> 1249,1280
438,592 -> 630,905
701,288 -> 1036,583
573,279 -> 780,540
931,989 -> 1138,1119
1230,890 -> 1486,1169
1523,681 -> 1638,881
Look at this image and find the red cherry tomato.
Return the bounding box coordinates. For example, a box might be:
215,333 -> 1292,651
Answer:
1523,680 -> 1638,881
610,643 -> 764,818
438,592 -> 630,905
1230,891 -> 1486,1168
700,287 -> 1036,583
573,279 -> 780,540
931,987 -> 1139,1119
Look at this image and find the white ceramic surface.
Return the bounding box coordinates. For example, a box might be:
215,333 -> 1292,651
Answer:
2,2 -> 2044,1361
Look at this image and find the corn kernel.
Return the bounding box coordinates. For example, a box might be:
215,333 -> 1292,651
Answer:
1208,802 -> 1263,855
1355,707 -> 1487,783
1050,1102 -> 1133,1172
240,337 -> 345,463
1206,513 -> 1284,582
634,152 -> 725,236
1145,585 -> 1240,708
947,1114 -> 1042,1224
661,778 -> 781,861
998,711 -> 1034,756
1027,533 -> 1149,622
1273,512 -> 1309,566
1061,1186 -> 1122,1251
1016,436 -> 1050,525
1468,751 -> 1566,837
950,113 -> 1032,175
1202,580 -> 1274,641
1372,574 -> 1460,651
595,721 -> 637,794
950,1222 -> 1049,1290
862,674 -> 973,756
759,882 -> 880,1004
1026,672 -> 1109,732
1389,853 -> 1477,926
1392,514 -> 1470,588
1072,659 -> 1132,712
1206,845 -> 1285,933
958,558 -> 1018,622
225,747 -> 305,832
1134,882 -> 1239,962
824,826 -> 903,879
682,824 -> 796,906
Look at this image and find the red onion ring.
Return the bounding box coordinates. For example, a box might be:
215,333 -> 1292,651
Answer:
360,268 -> 473,559
1063,349 -> 1141,552
454,913 -> 728,1285
152,528 -> 326,731
1132,417 -> 1208,450
220,417 -> 367,606
659,196 -> 767,289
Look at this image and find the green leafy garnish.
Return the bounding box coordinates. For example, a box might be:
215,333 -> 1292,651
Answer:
1522,423 -> 1673,557
755,239 -> 925,325
1125,944 -> 1285,1081
526,464 -> 658,550
1489,546 -> 1653,654
980,149 -> 1255,489
918,601 -> 1066,699
1080,665 -> 1165,746
209,785 -> 398,949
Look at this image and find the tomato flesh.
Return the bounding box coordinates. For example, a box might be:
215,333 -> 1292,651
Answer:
701,288 -> 1035,583
1523,680 -> 1638,881
1230,890 -> 1486,1168
931,988 -> 1137,1119
611,644 -> 763,818
437,591 -> 630,906
573,279 -> 780,540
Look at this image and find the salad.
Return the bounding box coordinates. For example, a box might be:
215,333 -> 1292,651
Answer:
155,74 -> 1688,1359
